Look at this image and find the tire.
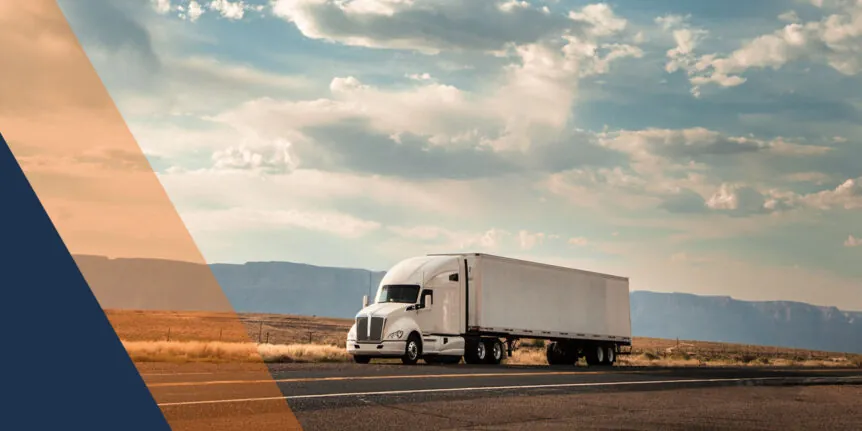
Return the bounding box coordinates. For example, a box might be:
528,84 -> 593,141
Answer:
485,339 -> 504,365
605,346 -> 616,365
402,333 -> 422,365
585,344 -> 605,366
546,342 -> 563,365
465,338 -> 488,364
546,342 -> 577,366
353,355 -> 371,364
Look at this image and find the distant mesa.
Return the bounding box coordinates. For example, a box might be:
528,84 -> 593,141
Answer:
74,255 -> 862,354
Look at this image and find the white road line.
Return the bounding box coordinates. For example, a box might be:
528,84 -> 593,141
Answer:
156,376 -> 790,407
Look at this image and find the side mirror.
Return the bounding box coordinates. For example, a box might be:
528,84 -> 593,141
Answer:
420,290 -> 433,309
362,295 -> 369,308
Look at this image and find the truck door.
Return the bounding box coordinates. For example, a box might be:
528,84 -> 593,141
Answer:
414,270 -> 459,335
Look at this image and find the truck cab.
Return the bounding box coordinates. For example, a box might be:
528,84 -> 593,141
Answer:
346,255 -> 469,364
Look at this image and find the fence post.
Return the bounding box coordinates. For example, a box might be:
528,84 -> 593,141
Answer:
265,332 -> 270,344
167,327 -> 171,342
258,321 -> 263,343
219,329 -> 222,342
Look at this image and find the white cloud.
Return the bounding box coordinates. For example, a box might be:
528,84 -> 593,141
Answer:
543,125 -> 844,222
682,1 -> 862,91
568,236 -> 588,246
599,128 -> 831,161
406,72 -> 432,81
782,171 -> 832,185
845,235 -> 862,247
655,14 -> 687,31
165,0 -> 259,21
213,28 -> 641,158
669,252 -> 714,265
545,167 -> 668,212
798,177 -> 862,210
156,161 -> 502,221
705,183 -> 769,214
180,207 -> 382,238
656,14 -> 710,97
518,230 -> 547,250
779,10 -> 801,23
387,225 -> 512,250
211,139 -> 298,173
153,0 -> 173,14
209,0 -> 248,19
185,1 -> 205,21
269,0 -> 629,54
107,55 -> 315,117
568,3 -> 628,37
498,0 -> 531,13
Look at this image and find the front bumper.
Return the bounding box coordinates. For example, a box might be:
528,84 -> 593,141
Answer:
346,340 -> 406,357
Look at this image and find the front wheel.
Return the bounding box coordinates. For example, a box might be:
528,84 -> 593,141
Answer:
402,334 -> 422,365
353,355 -> 371,364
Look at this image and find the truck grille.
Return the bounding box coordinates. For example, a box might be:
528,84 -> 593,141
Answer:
356,316 -> 385,342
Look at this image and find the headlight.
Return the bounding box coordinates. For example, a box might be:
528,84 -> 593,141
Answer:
386,330 -> 404,340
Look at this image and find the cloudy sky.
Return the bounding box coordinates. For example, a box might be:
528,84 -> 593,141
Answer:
57,0 -> 862,309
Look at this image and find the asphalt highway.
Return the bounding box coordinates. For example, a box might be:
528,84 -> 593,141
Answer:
147,363 -> 862,430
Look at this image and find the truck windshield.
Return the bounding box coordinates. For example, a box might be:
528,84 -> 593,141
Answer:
376,284 -> 421,304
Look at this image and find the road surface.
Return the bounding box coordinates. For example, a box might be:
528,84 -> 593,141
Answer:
146,363 -> 862,430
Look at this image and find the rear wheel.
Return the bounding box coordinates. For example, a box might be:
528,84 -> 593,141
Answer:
605,346 -> 616,365
584,343 -> 605,366
465,338 -> 488,364
546,342 -> 578,366
486,339 -> 504,365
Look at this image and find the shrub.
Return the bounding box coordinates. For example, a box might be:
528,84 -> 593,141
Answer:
670,351 -> 691,361
642,351 -> 660,361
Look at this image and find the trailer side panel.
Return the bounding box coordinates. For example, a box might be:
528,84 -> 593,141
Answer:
471,254 -> 631,342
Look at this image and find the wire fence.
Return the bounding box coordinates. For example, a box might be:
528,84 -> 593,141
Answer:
143,317 -> 351,347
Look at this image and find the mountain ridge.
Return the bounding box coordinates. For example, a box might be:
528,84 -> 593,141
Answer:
72,255 -> 862,353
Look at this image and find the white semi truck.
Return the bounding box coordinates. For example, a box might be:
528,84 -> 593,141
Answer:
346,253 -> 632,366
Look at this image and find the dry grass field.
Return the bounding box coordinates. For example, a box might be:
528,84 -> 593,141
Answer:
105,309 -> 862,368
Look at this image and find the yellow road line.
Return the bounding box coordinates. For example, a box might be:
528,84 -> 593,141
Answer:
148,370 -> 632,388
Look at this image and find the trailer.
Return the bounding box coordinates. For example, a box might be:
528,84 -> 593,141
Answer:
346,253 -> 632,366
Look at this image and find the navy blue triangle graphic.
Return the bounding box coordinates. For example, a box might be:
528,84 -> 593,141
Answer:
0,132 -> 171,430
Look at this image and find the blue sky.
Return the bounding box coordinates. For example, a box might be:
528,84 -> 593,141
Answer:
57,0 -> 862,309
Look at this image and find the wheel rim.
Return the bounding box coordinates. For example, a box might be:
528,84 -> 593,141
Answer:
477,342 -> 486,359
608,348 -> 615,363
597,346 -> 604,363
493,342 -> 502,360
407,341 -> 418,360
